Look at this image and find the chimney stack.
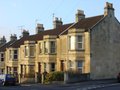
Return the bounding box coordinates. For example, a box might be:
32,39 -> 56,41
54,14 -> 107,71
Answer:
36,23 -> 44,34
10,34 -> 17,41
75,9 -> 85,22
0,36 -> 6,46
22,29 -> 29,37
104,2 -> 114,16
53,17 -> 63,28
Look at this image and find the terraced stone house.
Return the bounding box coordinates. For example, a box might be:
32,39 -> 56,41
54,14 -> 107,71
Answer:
0,2 -> 120,83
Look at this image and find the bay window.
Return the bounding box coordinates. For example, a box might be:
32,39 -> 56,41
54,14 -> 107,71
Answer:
69,35 -> 84,50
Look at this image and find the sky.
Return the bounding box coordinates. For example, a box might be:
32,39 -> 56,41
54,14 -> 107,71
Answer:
0,0 -> 120,41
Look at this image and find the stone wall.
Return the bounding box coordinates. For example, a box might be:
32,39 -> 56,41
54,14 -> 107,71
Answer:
90,15 -> 120,79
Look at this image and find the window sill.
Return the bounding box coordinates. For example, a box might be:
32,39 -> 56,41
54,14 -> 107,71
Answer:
69,49 -> 85,51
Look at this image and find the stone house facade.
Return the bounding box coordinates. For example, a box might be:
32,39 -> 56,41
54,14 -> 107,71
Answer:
0,2 -> 120,83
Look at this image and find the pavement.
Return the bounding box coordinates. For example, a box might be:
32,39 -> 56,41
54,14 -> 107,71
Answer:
48,79 -> 117,87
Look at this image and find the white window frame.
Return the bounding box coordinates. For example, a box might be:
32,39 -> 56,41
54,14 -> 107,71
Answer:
9,50 -> 13,59
0,52 -> 4,62
25,46 -> 29,57
69,36 -> 76,50
13,50 -> 18,60
69,60 -> 74,70
77,61 -> 83,73
50,41 -> 56,53
39,42 -> 42,54
77,35 -> 83,50
30,46 -> 35,57
44,41 -> 48,53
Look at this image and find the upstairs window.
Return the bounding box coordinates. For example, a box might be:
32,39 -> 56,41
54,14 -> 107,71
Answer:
50,41 -> 56,53
0,53 -> 4,61
9,50 -> 12,59
69,36 -> 76,50
13,50 -> 18,60
44,42 -> 48,53
77,36 -> 83,49
25,46 -> 29,57
39,43 -> 42,54
30,46 -> 35,56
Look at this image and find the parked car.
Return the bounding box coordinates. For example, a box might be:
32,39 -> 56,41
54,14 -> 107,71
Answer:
117,73 -> 120,82
0,74 -> 16,86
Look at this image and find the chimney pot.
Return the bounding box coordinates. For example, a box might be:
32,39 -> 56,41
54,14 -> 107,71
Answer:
75,9 -> 85,22
36,23 -> 44,34
53,17 -> 63,28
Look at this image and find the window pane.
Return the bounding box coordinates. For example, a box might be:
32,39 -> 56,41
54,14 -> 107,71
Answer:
70,36 -> 75,50
78,43 -> 82,49
30,46 -> 35,56
51,63 -> 55,71
78,36 -> 82,42
44,42 -> 48,53
77,36 -> 83,49
77,61 -> 83,68
50,41 -> 55,53
39,43 -> 42,53
14,55 -> 18,59
14,50 -> 18,59
25,46 -> 29,56
14,50 -> 17,54
9,50 -> 12,59
1,53 -> 4,61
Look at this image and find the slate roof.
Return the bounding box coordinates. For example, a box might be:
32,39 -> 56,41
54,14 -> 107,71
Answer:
0,41 -> 16,52
8,23 -> 73,48
60,15 -> 104,35
0,15 -> 104,50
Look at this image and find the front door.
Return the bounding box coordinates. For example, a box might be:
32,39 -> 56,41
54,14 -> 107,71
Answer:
60,60 -> 65,71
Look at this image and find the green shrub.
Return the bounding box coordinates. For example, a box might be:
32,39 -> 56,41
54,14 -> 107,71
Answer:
44,71 -> 64,83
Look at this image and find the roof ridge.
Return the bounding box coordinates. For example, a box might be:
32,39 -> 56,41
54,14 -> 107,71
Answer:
85,14 -> 104,19
59,23 -> 76,36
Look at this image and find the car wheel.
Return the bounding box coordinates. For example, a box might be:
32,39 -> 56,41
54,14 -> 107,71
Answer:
2,82 -> 5,86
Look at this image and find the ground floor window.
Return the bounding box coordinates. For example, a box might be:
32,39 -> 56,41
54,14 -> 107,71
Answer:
51,63 -> 55,71
60,60 -> 64,71
77,61 -> 83,73
69,60 -> 74,70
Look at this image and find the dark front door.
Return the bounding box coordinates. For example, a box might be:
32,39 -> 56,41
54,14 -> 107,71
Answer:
38,62 -> 41,83
60,60 -> 64,71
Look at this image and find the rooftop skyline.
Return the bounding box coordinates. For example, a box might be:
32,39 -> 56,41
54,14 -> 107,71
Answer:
0,0 -> 120,41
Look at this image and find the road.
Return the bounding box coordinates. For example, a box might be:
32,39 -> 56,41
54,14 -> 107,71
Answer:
0,80 -> 119,90
91,83 -> 120,90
